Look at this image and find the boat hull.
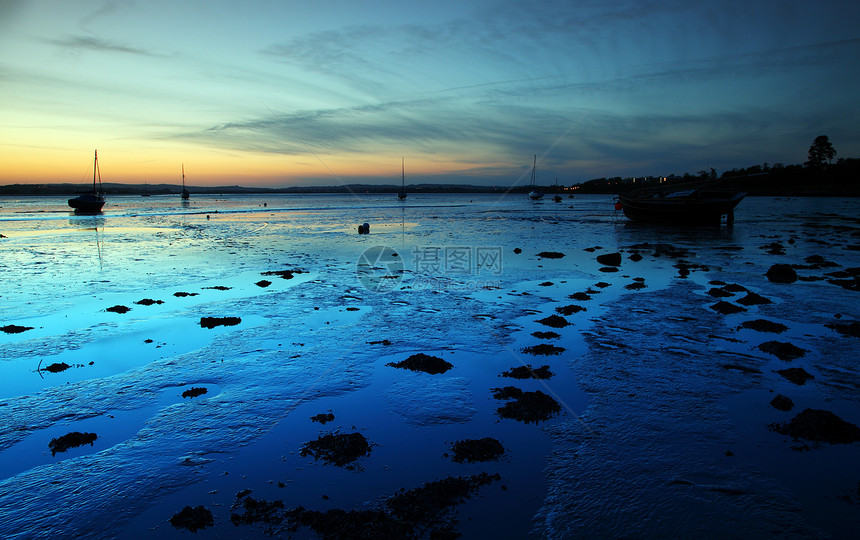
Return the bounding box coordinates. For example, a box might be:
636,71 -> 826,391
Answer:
619,191 -> 745,225
68,194 -> 105,213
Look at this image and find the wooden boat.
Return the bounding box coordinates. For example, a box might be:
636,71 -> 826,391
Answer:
618,189 -> 745,225
68,150 -> 105,213
397,157 -> 407,200
527,155 -> 542,199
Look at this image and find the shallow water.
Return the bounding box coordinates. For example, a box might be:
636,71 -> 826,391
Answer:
1,193 -> 858,538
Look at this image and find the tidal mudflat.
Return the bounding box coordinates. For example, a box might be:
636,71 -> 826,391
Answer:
1,193 -> 858,538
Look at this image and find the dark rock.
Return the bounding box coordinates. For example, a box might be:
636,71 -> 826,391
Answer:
49,432 -> 97,456
710,301 -> 746,315
255,280 -> 272,287
707,287 -> 735,298
770,409 -> 860,444
594,282 -> 611,288
770,394 -> 794,411
538,281 -> 554,287
569,292 -> 591,301
739,319 -> 788,333
513,248 -> 522,254
629,252 -> 643,262
501,364 -> 554,379
173,291 -> 199,297
492,387 -> 561,423
826,321 -> 860,338
737,292 -> 772,306
532,331 -> 560,339
625,282 -> 647,290
556,304 -> 586,315
135,298 -> 164,306
283,507 -> 410,538
450,438 -> 506,463
599,266 -> 619,273
596,252 -> 622,266
182,387 -> 207,398
776,367 -> 814,385
300,432 -> 372,469
1,324 -> 34,334
722,283 -> 748,293
537,251 -> 565,259
535,314 -> 570,328
106,305 -> 130,314
766,264 -> 798,283
170,505 -> 214,532
203,285 -> 232,290
387,353 -> 452,374
758,341 -> 807,360
200,316 -> 241,329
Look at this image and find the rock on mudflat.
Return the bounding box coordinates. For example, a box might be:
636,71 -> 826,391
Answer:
770,409 -> 860,444
770,394 -> 794,411
766,264 -> 798,283
758,341 -> 806,360
170,505 -> 214,532
200,316 -> 241,329
596,252 -> 622,266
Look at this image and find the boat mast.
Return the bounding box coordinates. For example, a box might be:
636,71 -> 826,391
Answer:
401,157 -> 405,189
182,164 -> 185,188
94,149 -> 101,194
531,154 -> 536,186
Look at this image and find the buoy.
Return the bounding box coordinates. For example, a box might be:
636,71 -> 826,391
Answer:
614,201 -> 623,211
363,222 -> 370,234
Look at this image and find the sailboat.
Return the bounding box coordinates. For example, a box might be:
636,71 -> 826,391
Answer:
68,150 -> 105,213
528,154 -> 543,200
180,164 -> 190,200
397,157 -> 407,200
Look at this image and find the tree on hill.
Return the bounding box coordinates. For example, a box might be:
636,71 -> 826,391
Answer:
806,135 -> 836,168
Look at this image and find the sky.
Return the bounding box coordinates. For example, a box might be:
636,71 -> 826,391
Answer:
1,0 -> 859,187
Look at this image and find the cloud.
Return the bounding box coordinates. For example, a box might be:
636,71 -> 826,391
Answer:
45,34 -> 164,57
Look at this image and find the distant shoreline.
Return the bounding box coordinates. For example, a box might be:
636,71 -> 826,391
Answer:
3,157 -> 858,197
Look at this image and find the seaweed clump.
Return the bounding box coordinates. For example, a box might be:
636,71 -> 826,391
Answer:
310,412 -> 335,424
1,324 -> 33,334
200,316 -> 241,329
230,496 -> 286,526
43,362 -> 71,373
300,432 -> 372,469
739,319 -> 788,334
449,438 -> 506,463
49,432 -> 97,456
182,387 -> 208,398
770,408 -> 860,444
170,505 -> 214,532
501,365 -> 554,379
492,387 -> 561,423
387,353 -> 452,374
106,305 -> 130,314
279,473 -> 500,538
262,269 -> 304,280
758,341 -> 807,360
537,251 -> 565,259
521,344 -> 565,356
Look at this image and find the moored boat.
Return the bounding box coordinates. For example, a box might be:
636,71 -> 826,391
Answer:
619,189 -> 745,225
68,150 -> 105,213
527,155 -> 542,200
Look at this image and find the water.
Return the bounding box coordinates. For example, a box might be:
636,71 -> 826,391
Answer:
0,193 -> 858,538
